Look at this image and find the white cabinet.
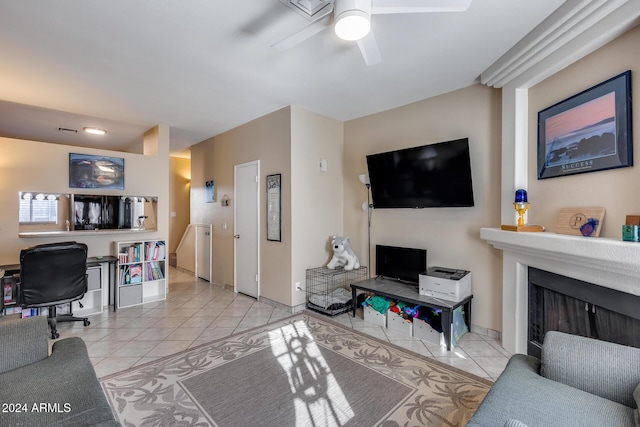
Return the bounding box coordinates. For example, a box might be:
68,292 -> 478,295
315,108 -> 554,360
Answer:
114,240 -> 167,309
71,265 -> 104,316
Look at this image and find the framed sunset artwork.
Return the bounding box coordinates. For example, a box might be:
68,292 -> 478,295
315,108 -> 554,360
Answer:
537,70 -> 632,179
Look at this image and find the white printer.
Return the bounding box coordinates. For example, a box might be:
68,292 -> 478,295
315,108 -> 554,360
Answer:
419,267 -> 471,302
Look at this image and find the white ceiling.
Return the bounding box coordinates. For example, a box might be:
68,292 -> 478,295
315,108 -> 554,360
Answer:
0,0 -> 566,157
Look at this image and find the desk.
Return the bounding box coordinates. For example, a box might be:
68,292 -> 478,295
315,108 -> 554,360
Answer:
350,277 -> 472,351
1,256 -> 118,312
88,257 -> 118,312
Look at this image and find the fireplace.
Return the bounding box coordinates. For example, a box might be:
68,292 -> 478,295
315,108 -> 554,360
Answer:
480,228 -> 640,354
527,267 -> 640,358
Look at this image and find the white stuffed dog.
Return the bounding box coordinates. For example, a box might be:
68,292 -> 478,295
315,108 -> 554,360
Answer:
327,236 -> 360,271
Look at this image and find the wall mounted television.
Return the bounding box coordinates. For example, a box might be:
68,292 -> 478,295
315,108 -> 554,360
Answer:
376,245 -> 427,284
366,138 -> 474,208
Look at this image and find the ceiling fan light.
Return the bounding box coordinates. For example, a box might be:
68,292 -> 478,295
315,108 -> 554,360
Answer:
334,10 -> 371,41
83,127 -> 107,135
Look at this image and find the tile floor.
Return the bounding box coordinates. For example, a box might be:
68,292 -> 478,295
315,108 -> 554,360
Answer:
51,267 -> 511,380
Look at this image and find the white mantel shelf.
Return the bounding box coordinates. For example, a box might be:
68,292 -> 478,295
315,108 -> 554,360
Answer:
481,227 -> 640,354
480,227 -> 640,297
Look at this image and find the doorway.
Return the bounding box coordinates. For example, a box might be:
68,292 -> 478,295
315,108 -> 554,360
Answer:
234,161 -> 260,298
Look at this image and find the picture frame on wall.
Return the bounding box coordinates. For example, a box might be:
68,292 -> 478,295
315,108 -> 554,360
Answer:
69,153 -> 125,190
205,180 -> 215,203
266,173 -> 281,242
537,70 -> 632,179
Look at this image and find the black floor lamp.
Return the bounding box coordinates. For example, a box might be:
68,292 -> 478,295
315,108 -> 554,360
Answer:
359,174 -> 373,278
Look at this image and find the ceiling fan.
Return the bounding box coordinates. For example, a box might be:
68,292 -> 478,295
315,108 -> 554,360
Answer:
272,0 -> 472,66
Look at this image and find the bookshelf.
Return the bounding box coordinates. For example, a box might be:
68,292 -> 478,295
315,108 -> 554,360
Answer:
114,239 -> 167,308
2,270 -> 41,317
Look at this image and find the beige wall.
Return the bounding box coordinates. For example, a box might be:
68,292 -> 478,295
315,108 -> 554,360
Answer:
528,25 -> 640,238
190,106 -> 344,309
183,25 -> 637,327
0,125 -> 170,263
190,107 -> 292,304
343,84 -> 503,332
290,107 -> 344,307
169,156 -> 191,254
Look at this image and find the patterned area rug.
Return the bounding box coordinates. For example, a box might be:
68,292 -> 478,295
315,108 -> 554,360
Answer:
100,312 -> 492,426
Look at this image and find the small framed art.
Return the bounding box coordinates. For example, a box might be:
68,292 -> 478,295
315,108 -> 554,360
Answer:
205,180 -> 215,203
266,174 -> 281,242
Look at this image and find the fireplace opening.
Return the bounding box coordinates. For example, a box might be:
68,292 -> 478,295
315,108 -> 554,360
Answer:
528,267 -> 640,358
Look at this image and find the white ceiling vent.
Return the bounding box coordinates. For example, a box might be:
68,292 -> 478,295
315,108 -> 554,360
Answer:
280,0 -> 333,20
58,127 -> 78,134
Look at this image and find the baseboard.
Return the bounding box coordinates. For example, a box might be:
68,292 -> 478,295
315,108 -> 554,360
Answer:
257,295 -> 304,314
470,323 -> 501,341
174,266 -> 194,275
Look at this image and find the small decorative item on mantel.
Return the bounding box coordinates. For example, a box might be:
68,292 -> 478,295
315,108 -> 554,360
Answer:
501,189 -> 545,232
622,215 -> 640,242
556,207 -> 605,237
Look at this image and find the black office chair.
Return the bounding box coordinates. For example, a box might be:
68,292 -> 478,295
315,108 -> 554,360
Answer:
19,241 -> 90,339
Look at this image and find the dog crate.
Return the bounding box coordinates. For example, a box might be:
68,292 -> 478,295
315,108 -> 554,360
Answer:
305,266 -> 368,316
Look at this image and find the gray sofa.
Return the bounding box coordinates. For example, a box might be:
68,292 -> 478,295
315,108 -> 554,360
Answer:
467,331 -> 640,427
0,316 -> 119,426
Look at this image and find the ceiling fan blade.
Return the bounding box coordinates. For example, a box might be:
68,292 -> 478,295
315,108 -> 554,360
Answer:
371,0 -> 471,14
357,30 -> 381,66
271,6 -> 333,51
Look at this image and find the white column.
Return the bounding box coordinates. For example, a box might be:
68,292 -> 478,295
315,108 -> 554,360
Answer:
500,84 -> 529,226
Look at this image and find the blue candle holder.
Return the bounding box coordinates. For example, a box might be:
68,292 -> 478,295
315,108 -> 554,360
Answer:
514,189 -> 529,226
502,189 -> 544,232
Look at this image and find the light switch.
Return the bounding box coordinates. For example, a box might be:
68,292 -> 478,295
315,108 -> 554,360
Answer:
319,158 -> 327,172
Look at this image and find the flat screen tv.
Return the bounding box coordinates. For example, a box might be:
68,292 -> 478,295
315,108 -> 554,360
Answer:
376,245 -> 427,284
366,138 -> 474,208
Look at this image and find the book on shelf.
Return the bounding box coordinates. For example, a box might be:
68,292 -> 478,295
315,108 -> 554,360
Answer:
155,265 -> 164,280
4,306 -> 21,315
119,265 -> 128,285
129,265 -> 142,284
144,261 -> 164,280
21,308 -> 39,318
146,241 -> 166,261
126,243 -> 143,263
151,261 -> 164,280
119,265 -> 140,286
4,282 -> 12,303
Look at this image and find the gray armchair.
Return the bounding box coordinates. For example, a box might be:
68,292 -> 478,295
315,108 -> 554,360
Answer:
467,331 -> 640,427
0,316 -> 119,427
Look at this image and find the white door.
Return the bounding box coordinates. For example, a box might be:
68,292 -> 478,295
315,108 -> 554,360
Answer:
234,161 -> 259,298
196,224 -> 211,281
